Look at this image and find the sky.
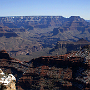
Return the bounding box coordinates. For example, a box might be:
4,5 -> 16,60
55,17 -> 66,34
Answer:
0,0 -> 90,20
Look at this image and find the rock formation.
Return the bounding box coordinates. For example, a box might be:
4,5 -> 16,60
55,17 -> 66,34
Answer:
0,69 -> 16,90
17,45 -> 90,90
0,45 -> 90,90
52,16 -> 89,35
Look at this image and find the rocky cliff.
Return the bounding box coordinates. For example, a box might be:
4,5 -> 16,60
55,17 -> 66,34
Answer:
0,16 -> 66,29
0,45 -> 90,90
17,45 -> 90,90
52,16 -> 89,35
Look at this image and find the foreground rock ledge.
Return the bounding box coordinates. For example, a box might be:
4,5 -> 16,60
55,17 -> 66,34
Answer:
0,69 -> 16,90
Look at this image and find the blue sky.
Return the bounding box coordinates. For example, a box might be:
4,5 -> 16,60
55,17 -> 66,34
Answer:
0,0 -> 90,20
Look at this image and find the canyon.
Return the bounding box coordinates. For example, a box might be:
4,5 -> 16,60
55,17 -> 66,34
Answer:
0,16 -> 90,90
0,16 -> 90,61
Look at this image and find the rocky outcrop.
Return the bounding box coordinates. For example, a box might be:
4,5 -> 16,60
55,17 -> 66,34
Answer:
17,45 -> 90,90
0,45 -> 90,90
0,50 -> 12,60
0,50 -> 28,83
0,69 -> 16,90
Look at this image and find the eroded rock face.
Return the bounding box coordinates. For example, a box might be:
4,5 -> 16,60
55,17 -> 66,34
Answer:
0,69 -> 16,90
52,16 -> 89,35
17,45 -> 90,90
0,50 -> 11,60
0,47 -> 90,90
